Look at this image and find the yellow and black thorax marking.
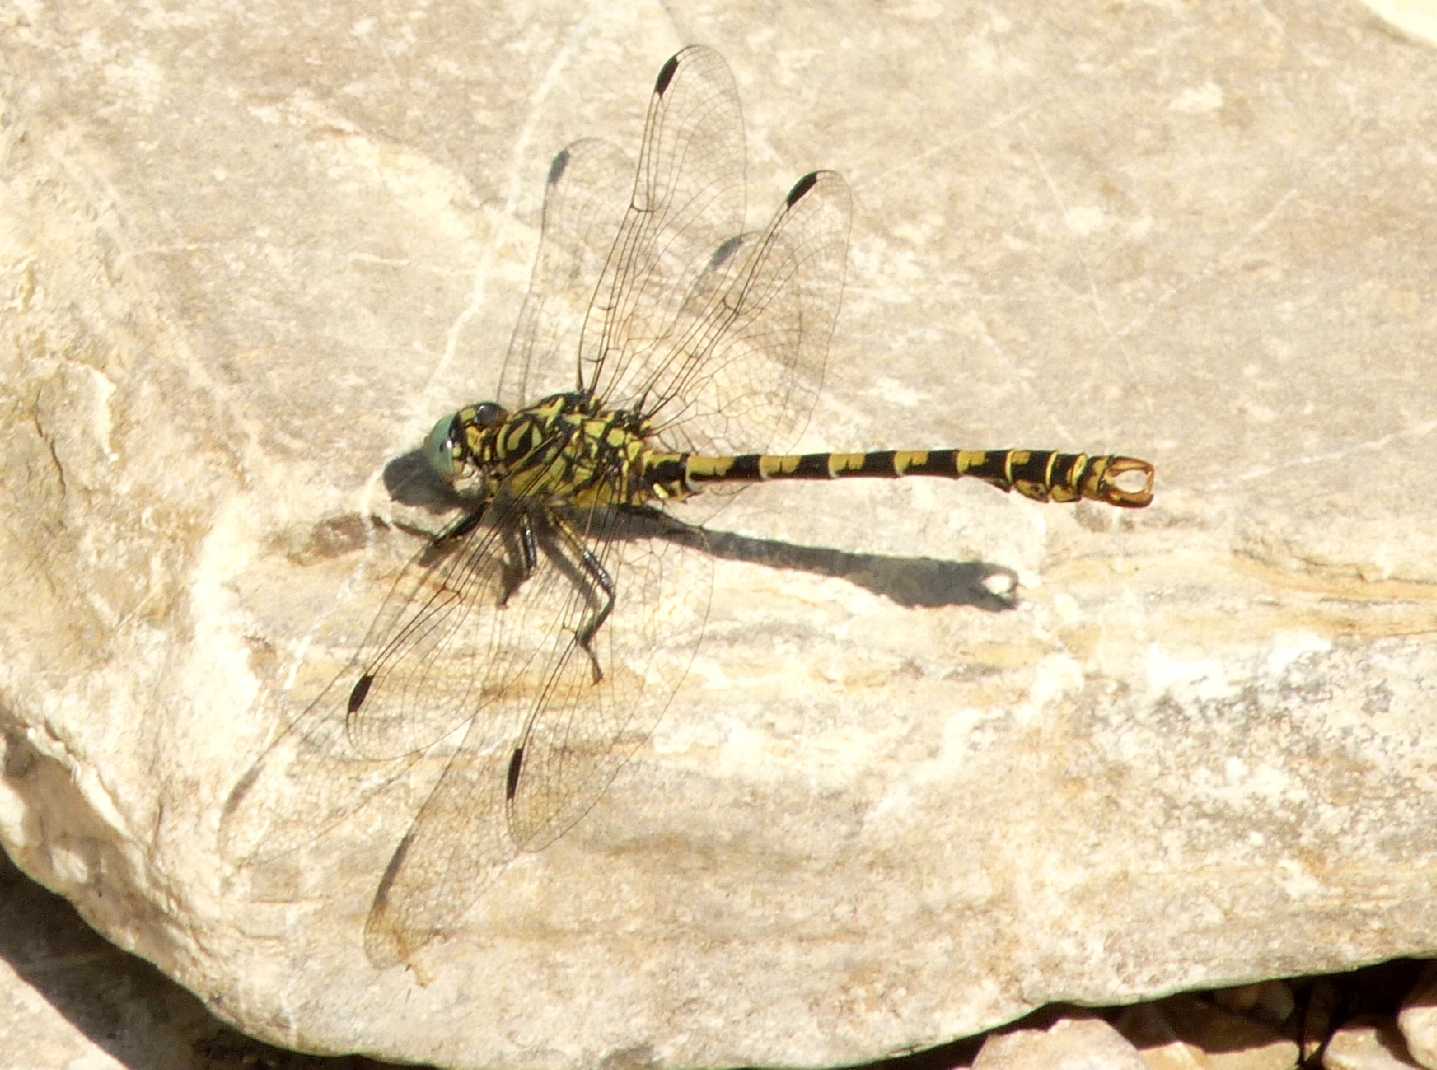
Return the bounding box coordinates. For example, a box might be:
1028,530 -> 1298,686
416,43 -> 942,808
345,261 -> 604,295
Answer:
452,393 -> 665,509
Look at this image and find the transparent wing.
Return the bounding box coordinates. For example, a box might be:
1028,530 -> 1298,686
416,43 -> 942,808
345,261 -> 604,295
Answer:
223,46 -> 826,969
579,45 -> 746,409
360,709 -> 517,967
339,504 -> 552,763
495,139 -> 636,408
218,503 -> 536,868
641,169 -> 852,458
504,504 -> 710,853
223,492 -> 711,967
362,499 -> 712,966
217,682 -> 432,868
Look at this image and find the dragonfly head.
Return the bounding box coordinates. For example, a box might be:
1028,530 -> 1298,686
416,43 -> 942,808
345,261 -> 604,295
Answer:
425,402 -> 508,493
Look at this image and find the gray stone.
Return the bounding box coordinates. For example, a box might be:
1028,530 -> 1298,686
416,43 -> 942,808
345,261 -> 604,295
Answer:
3,3 -> 1436,1068
1325,1014 -> 1422,1069
975,1015 -> 1145,1069
1114,996 -> 1299,1069
1399,962 -> 1437,1070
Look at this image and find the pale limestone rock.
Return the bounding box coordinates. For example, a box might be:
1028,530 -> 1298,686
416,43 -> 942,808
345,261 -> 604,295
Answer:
3,2 -> 1437,1068
1114,996 -> 1298,1069
1359,0 -> 1437,46
1324,1013 -> 1422,1069
974,1015 -> 1146,1069
1398,962 -> 1437,1070
0,854 -> 347,1070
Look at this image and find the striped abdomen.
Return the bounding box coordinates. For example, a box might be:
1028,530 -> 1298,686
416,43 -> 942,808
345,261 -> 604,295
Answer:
651,448 -> 1154,508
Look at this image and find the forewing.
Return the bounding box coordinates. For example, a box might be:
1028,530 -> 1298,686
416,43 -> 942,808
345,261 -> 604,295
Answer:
496,139 -> 636,407
340,503 -> 542,762
648,169 -> 852,458
579,45 -> 746,409
218,509 -> 529,868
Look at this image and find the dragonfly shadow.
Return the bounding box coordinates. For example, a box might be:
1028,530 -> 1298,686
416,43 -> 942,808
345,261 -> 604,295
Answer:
687,524 -> 1020,612
382,450 -> 466,515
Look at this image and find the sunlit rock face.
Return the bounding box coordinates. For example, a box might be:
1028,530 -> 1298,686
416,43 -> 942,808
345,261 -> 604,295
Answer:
3,5 -> 1436,1068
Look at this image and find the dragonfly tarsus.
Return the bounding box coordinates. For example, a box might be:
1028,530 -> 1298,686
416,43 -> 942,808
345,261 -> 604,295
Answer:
554,511 -> 616,684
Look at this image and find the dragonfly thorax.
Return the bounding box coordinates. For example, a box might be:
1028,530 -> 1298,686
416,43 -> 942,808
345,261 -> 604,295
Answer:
427,392 -> 678,508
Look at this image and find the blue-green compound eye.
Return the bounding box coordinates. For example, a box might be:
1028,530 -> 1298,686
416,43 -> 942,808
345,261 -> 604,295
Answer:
424,413 -> 458,483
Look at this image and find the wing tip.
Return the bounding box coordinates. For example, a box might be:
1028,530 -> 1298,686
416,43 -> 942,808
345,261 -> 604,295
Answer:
655,52 -> 682,94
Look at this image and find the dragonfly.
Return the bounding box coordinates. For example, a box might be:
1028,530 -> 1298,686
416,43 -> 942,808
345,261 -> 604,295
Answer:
220,45 -> 1154,969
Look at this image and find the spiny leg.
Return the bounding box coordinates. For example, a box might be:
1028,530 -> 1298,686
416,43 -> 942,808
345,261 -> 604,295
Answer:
499,511 -> 539,607
618,502 -> 698,541
436,502 -> 488,543
550,510 -> 616,684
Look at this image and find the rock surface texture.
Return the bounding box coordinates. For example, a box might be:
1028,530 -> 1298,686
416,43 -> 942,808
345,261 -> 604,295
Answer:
2,2 -> 1435,1068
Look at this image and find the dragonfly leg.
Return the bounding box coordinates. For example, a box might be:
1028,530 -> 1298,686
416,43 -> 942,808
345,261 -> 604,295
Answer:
551,512 -> 616,684
499,512 -> 539,607
618,501 -> 698,540
434,503 -> 487,543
